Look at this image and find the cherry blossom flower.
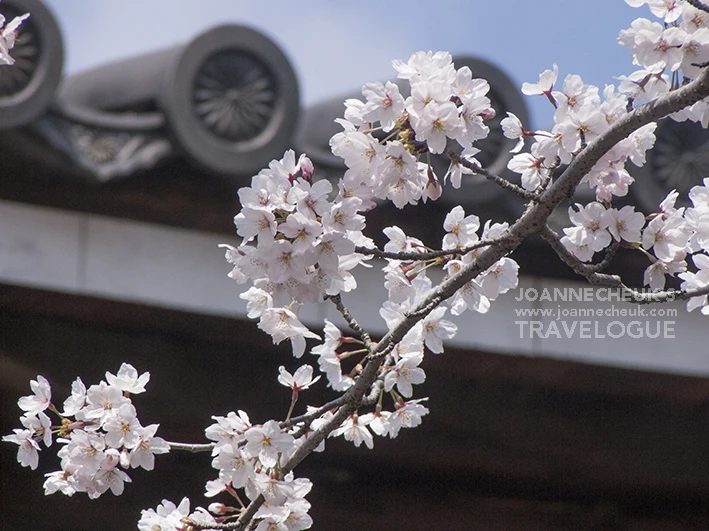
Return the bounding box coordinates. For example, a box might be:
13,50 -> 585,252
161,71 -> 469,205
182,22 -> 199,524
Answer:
552,74 -> 600,119
445,257 -> 491,315
205,410 -> 251,451
277,365 -> 321,395
642,212 -> 691,262
412,100 -> 464,154
383,225 -> 424,254
500,112 -> 526,152
287,178 -> 333,220
361,81 -> 405,131
3,428 -> 41,469
320,197 -> 365,233
443,146 -> 480,188
561,236 -> 595,263
138,497 -> 192,531
21,411 -> 52,448
392,50 -> 454,84
80,381 -> 129,423
278,212 -> 323,254
43,469 -> 77,497
521,64 -> 559,105
507,146 -> 545,191
234,207 -> 277,244
680,27 -> 709,79
443,205 -> 480,249
212,443 -> 253,489
128,424 -> 170,471
330,414 -> 374,449
103,403 -> 141,449
383,266 -> 415,304
388,399 -> 430,438
283,498 -> 314,531
0,12 -> 29,66
384,353 -> 426,398
607,205 -> 646,243
258,307 -> 321,358
94,451 -> 132,496
421,306 -> 457,354
679,253 -> 709,314
555,103 -> 608,154
62,377 -> 87,416
105,363 -> 150,394
359,409 -> 392,437
644,256 -> 687,290
240,286 -> 274,319
477,257 -> 520,301
244,420 -> 295,468
18,375 -> 52,415
563,202 -> 613,252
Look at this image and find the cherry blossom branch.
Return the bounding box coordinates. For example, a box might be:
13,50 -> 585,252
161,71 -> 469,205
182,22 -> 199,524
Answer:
545,67 -> 709,208
685,0 -> 709,14
151,63 -> 709,531
539,225 -> 709,304
447,152 -> 540,201
165,441 -> 215,453
371,66 -> 709,359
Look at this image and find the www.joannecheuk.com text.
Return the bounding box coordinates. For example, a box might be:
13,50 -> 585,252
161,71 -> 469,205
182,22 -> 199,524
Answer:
514,287 -> 676,303
514,320 -> 676,339
514,305 -> 679,320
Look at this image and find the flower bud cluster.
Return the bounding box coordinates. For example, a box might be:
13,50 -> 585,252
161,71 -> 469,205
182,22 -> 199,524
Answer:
3,364 -> 168,498
199,411 -> 314,530
331,50 -> 495,207
555,178 -> 709,315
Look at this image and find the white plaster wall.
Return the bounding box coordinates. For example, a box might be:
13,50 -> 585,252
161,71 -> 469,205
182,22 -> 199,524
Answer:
1,199 -> 706,376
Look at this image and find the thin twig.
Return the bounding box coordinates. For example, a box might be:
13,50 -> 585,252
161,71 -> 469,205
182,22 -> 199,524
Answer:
539,155 -> 561,191
540,225 -> 709,304
279,395 -> 347,430
166,441 -> 215,453
447,152 -> 540,201
354,237 -> 511,262
327,293 -> 373,350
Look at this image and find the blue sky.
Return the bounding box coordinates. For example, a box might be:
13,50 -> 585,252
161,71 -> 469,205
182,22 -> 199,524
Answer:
42,1 -> 641,130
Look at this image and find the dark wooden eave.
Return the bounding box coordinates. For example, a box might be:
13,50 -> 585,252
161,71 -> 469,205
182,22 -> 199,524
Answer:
1,284 -> 708,530
0,137 -> 655,287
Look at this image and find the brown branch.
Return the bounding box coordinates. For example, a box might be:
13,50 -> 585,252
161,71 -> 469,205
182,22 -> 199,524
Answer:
354,237 -> 510,262
447,152 -> 541,201
541,226 -> 709,304
685,0 -> 709,14
540,225 -> 620,280
279,396 -> 346,430
327,293 -> 373,350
